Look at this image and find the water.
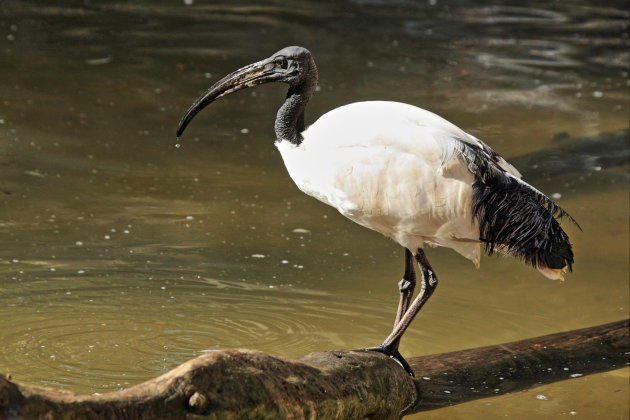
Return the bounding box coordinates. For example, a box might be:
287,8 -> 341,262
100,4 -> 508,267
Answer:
1,0 -> 628,418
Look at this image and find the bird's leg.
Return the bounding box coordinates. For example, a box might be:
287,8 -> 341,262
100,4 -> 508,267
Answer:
382,248 -> 438,348
391,249 -> 416,348
358,248 -> 438,376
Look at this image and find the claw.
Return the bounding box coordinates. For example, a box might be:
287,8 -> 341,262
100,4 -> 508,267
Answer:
356,345 -> 415,377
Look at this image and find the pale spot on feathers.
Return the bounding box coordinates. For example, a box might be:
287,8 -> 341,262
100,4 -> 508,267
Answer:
538,265 -> 567,281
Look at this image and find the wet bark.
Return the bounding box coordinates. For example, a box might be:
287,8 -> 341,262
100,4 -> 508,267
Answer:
403,318 -> 629,414
0,319 -> 627,420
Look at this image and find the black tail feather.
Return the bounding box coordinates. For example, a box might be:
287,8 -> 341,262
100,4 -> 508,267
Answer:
471,175 -> 575,271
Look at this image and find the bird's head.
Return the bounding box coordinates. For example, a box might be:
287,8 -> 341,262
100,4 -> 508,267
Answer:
176,46 -> 316,138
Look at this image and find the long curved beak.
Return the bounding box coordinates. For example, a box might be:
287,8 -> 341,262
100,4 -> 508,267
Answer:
176,56 -> 283,138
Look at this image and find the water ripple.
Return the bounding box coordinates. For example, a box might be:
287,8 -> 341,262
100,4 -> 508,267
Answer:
0,275 -> 389,393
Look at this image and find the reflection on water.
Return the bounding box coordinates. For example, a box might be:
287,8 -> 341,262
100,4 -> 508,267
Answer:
0,0 -> 628,418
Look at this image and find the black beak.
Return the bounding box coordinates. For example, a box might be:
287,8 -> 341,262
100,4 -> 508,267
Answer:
176,56 -> 285,138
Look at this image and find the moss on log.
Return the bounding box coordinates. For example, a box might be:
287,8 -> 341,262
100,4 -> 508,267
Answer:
1,319 -> 628,420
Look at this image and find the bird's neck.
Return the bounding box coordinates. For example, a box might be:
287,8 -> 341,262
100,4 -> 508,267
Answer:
275,68 -> 318,146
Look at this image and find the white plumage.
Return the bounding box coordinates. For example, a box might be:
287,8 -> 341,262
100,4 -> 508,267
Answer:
277,101 -> 519,271
176,46 -> 576,376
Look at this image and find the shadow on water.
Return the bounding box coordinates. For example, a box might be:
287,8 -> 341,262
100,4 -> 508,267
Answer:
0,0 -> 628,418
511,128 -> 630,194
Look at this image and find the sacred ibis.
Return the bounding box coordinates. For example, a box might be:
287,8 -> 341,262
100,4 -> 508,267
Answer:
176,46 -> 577,376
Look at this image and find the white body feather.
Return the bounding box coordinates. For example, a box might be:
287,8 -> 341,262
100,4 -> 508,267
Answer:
276,101 -> 522,268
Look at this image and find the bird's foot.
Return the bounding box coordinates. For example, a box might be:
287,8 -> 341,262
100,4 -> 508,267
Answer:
356,344 -> 414,377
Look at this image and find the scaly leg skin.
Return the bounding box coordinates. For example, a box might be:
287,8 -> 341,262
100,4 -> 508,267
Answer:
358,248 -> 438,377
389,249 -> 416,354
394,249 -> 416,327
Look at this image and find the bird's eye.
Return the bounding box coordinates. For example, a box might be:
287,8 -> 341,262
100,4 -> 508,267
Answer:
276,56 -> 289,69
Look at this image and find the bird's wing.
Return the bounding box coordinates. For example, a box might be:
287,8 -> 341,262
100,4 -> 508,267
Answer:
431,122 -> 578,279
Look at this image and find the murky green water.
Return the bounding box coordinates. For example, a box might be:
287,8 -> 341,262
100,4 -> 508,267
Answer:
1,1 -> 628,418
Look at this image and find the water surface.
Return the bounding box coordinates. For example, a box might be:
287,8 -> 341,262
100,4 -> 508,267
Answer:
1,1 -> 628,418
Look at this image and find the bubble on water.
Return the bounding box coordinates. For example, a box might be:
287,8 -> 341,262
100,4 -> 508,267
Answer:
536,394 -> 548,400
175,143 -> 181,149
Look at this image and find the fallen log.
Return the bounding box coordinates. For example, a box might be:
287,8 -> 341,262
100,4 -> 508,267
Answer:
0,319 -> 627,420
404,318 -> 629,414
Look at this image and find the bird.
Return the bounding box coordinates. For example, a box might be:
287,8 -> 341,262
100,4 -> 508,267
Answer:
176,46 -> 577,376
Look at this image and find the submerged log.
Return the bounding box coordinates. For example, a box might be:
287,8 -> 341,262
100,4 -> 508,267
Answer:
0,319 -> 628,420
